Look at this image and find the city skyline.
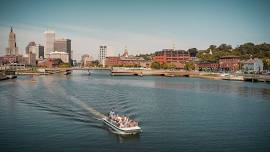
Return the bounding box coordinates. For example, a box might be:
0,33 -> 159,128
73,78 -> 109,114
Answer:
0,0 -> 270,60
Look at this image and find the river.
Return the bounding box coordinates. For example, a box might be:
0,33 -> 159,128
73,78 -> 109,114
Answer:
1,71 -> 270,152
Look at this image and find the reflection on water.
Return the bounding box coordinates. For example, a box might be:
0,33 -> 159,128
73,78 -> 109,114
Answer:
104,125 -> 141,143
1,71 -> 270,151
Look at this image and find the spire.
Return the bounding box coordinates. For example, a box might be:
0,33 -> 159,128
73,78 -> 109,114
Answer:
172,43 -> 175,51
10,26 -> 13,32
123,46 -> 128,57
209,49 -> 213,55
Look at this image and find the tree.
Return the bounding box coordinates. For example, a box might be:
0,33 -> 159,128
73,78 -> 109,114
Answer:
167,63 -> 176,69
151,62 -> 160,69
59,63 -> 70,68
187,48 -> 198,57
217,44 -> 232,51
184,62 -> 195,71
92,60 -> 99,67
161,63 -> 168,69
136,53 -> 154,61
209,45 -> 217,51
263,58 -> 270,70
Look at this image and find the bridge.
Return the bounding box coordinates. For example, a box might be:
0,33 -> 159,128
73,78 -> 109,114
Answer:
68,67 -> 111,71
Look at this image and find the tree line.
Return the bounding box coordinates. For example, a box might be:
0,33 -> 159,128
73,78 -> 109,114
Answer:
196,42 -> 270,69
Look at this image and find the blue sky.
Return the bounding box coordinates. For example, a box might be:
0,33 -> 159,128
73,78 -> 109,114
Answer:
0,0 -> 270,59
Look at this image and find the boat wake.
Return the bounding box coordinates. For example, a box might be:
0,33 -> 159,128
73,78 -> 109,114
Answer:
16,77 -> 106,126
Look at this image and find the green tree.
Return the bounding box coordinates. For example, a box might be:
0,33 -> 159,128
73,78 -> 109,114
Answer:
167,63 -> 176,69
161,63 -> 168,69
59,63 -> 71,68
92,60 -> 99,67
187,48 -> 198,57
151,62 -> 160,69
184,62 -> 195,71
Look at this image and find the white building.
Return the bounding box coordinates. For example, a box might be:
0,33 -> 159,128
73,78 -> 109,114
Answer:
48,51 -> 69,63
44,30 -> 55,58
81,54 -> 93,67
98,46 -> 107,67
29,44 -> 44,60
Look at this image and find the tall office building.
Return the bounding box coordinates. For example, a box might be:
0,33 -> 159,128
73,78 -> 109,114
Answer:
98,46 -> 107,67
37,44 -> 45,59
54,38 -> 71,64
6,27 -> 19,55
25,41 -> 36,54
29,44 -> 44,60
44,30 -> 55,58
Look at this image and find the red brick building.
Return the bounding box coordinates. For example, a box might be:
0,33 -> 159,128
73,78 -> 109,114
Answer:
219,55 -> 240,71
37,58 -> 62,68
105,56 -> 120,67
105,56 -> 147,67
196,62 -> 219,71
0,55 -> 23,65
105,48 -> 147,68
153,49 -> 191,68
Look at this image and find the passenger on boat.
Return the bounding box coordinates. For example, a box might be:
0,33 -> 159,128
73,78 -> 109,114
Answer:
108,112 -> 138,128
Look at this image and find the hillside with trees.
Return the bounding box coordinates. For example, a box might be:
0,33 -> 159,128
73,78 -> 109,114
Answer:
196,43 -> 270,69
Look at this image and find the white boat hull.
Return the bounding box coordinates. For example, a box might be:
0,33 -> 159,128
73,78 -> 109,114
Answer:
102,118 -> 142,135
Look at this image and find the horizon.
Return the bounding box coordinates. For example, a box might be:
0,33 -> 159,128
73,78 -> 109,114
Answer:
0,0 -> 270,60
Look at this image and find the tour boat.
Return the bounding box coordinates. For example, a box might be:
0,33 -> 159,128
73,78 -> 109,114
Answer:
102,112 -> 142,135
64,70 -> 72,75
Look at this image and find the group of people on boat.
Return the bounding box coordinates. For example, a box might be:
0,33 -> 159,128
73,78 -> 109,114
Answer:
108,111 -> 138,128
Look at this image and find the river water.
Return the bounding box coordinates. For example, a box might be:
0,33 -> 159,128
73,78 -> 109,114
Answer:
1,71 -> 270,152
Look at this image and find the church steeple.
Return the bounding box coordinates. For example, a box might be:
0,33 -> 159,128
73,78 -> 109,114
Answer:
123,46 -> 128,57
6,26 -> 18,55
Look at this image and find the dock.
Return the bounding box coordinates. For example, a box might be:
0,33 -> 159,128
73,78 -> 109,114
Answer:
243,74 -> 270,82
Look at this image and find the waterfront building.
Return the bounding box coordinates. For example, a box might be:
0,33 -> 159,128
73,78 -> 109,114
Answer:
81,54 -> 93,67
219,55 -> 240,72
118,55 -> 145,67
29,44 -> 44,60
54,38 -> 72,64
38,58 -> 62,68
242,58 -> 263,73
25,41 -> 36,54
44,30 -> 55,58
105,48 -> 147,68
98,46 -> 107,67
106,56 -> 120,67
0,55 -> 23,65
196,62 -> 219,71
48,51 -> 69,63
153,49 -> 191,69
22,52 -> 36,66
6,27 -> 19,56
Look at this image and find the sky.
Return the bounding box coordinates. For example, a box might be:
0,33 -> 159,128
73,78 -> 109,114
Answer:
0,0 -> 270,60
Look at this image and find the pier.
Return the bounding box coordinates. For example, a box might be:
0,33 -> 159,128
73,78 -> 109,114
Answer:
0,68 -> 17,80
243,74 -> 270,82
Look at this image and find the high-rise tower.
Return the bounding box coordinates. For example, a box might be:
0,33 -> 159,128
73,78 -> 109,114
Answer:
54,38 -> 72,64
6,27 -> 19,55
44,30 -> 55,58
98,46 -> 107,67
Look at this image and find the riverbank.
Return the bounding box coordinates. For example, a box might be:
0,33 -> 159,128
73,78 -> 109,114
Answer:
110,68 -> 270,82
190,74 -> 223,80
2,67 -> 270,83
